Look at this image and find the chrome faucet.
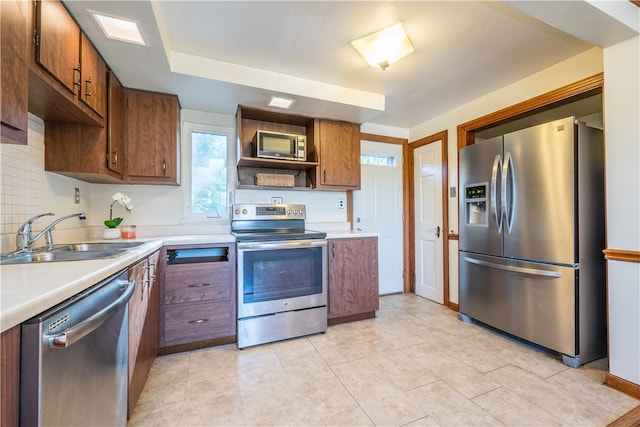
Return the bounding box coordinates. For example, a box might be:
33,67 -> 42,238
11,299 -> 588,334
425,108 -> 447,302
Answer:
16,213 -> 86,252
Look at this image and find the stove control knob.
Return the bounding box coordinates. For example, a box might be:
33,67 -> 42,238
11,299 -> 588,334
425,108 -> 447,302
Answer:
242,209 -> 248,215
287,209 -> 292,215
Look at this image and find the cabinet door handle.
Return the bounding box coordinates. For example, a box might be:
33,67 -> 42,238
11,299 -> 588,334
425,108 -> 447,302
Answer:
73,64 -> 81,94
85,77 -> 92,98
332,244 -> 335,258
188,283 -> 210,288
188,318 -> 209,324
112,149 -> 118,167
162,159 -> 167,176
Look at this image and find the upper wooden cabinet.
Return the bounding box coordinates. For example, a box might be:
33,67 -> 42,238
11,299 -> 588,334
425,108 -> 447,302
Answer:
35,0 -> 80,96
312,119 -> 361,190
124,89 -> 180,184
236,105 -> 360,191
79,32 -> 107,117
1,0 -> 31,145
45,80 -> 180,184
44,70 -> 125,183
107,71 -> 125,175
29,0 -> 104,126
35,1 -> 107,118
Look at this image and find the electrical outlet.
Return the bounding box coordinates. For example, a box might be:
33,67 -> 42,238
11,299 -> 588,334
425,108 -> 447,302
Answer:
271,196 -> 283,204
74,188 -> 80,204
338,198 -> 345,209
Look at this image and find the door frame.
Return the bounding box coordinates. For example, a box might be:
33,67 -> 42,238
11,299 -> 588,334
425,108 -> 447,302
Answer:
351,132 -> 410,292
453,73 -> 603,307
409,131 -> 450,305
457,74 -> 603,150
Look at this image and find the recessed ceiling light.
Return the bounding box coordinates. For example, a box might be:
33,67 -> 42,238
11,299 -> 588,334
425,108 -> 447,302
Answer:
268,96 -> 294,109
89,10 -> 147,46
351,22 -> 414,70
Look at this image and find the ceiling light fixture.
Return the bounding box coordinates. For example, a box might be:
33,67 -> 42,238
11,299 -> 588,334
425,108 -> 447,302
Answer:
89,10 -> 147,46
351,22 -> 414,70
268,96 -> 294,109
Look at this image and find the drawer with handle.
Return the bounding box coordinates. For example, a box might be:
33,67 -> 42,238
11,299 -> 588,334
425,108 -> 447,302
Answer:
163,301 -> 234,345
164,263 -> 231,304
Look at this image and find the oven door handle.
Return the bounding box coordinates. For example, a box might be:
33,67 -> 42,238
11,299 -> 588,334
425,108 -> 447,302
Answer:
237,239 -> 327,250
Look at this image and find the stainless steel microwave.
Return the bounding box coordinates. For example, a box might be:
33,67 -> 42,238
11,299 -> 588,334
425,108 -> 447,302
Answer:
256,130 -> 306,161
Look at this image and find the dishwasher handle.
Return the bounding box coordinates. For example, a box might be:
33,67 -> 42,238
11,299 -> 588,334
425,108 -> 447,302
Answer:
46,279 -> 135,349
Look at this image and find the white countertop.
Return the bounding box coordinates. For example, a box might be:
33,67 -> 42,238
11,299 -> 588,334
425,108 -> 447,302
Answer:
0,234 -> 234,333
0,232 -> 378,333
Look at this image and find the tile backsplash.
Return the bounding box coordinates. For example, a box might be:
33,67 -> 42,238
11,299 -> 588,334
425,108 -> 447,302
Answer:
1,116 -> 45,237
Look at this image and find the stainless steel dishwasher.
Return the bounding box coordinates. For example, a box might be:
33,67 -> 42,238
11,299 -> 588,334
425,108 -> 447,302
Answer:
20,270 -> 135,427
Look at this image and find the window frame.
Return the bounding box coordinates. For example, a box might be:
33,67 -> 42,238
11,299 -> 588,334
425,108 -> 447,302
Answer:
181,121 -> 235,222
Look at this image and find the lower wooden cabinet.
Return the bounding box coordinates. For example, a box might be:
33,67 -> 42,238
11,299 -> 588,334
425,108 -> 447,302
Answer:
128,250 -> 160,418
160,244 -> 236,353
1,325 -> 20,426
327,236 -> 379,324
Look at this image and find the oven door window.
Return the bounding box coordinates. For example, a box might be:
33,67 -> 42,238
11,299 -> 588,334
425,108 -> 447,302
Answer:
242,246 -> 323,303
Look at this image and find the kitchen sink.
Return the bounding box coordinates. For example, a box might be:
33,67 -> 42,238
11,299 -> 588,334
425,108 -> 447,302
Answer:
0,241 -> 145,265
1,250 -> 125,265
52,242 -> 145,252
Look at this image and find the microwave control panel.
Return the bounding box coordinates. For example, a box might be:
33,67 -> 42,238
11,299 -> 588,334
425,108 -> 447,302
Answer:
297,136 -> 306,161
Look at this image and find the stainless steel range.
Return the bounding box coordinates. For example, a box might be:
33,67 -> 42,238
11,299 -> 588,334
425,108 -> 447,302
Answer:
232,203 -> 327,349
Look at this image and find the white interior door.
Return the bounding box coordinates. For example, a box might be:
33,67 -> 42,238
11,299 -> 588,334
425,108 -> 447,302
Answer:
353,141 -> 403,295
413,140 -> 444,303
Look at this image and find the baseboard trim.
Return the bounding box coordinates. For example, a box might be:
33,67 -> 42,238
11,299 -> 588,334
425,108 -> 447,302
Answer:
328,311 -> 376,326
606,372 -> 640,400
158,335 -> 236,355
608,404 -> 640,427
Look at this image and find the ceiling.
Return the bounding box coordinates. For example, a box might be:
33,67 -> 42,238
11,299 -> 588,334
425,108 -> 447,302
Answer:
62,1 -> 601,129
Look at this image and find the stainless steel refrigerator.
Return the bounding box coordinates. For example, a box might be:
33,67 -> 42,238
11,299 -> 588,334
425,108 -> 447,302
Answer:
458,116 -> 606,367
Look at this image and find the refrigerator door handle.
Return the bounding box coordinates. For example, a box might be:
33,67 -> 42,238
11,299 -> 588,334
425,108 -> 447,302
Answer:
502,152 -> 515,233
463,256 -> 562,278
491,154 -> 503,233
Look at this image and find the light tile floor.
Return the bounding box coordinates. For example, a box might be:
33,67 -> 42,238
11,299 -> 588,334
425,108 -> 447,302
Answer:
129,294 -> 639,426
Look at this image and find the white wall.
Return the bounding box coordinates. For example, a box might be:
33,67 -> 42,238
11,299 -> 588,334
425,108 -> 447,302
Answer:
603,34 -> 640,386
0,115 -> 92,252
408,47 -> 603,305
